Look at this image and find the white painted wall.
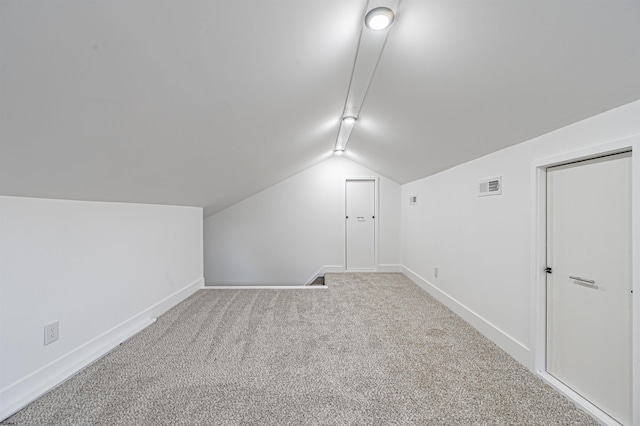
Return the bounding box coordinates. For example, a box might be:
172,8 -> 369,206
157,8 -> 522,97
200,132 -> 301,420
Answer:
400,100 -> 640,365
204,156 -> 401,285
0,196 -> 203,418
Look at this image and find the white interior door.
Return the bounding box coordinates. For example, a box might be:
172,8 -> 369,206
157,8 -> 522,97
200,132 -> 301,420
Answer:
346,179 -> 375,270
546,151 -> 632,425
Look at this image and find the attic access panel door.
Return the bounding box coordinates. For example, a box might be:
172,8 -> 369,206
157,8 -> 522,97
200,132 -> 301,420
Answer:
345,179 -> 375,270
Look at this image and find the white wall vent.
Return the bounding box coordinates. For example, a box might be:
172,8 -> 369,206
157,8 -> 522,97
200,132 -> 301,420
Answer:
478,176 -> 502,197
409,195 -> 417,205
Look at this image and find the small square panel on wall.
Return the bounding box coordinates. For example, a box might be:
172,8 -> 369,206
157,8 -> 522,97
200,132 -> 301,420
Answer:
409,195 -> 418,205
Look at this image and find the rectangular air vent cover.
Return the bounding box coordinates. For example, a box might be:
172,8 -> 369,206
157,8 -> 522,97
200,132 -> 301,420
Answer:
478,176 -> 502,197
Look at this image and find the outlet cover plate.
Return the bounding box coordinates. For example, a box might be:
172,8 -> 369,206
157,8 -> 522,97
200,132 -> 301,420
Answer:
44,321 -> 59,346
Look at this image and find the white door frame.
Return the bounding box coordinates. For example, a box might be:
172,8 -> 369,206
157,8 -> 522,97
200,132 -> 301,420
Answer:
345,177 -> 379,271
530,135 -> 640,425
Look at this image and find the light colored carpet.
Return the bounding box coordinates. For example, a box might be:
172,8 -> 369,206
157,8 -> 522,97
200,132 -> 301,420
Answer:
3,273 -> 596,425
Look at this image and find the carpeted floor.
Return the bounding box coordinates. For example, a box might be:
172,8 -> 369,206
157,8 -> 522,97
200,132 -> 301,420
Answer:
2,273 -> 596,425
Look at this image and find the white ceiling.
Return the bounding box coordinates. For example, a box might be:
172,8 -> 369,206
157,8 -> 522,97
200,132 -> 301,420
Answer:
2,0 -> 639,216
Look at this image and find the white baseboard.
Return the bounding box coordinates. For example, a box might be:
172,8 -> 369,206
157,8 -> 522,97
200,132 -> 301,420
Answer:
207,265 -> 402,288
304,264 -> 402,284
401,266 -> 530,366
376,264 -> 403,273
0,277 -> 204,422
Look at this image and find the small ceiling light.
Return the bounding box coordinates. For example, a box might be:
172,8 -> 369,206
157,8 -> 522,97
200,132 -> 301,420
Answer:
365,7 -> 395,31
334,149 -> 345,156
335,115 -> 357,152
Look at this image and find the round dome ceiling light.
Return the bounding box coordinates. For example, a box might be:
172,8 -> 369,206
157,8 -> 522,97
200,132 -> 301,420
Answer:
365,7 -> 395,31
342,116 -> 357,124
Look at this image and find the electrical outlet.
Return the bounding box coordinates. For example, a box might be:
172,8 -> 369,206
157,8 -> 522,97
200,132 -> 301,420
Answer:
44,321 -> 59,346
434,267 -> 439,278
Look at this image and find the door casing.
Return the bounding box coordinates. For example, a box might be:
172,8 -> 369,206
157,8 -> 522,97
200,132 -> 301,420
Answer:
531,136 -> 640,426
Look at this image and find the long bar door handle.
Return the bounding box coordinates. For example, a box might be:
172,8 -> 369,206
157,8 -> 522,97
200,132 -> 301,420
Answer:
569,276 -> 596,285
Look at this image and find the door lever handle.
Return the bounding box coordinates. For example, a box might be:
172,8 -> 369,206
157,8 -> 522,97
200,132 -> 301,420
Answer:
569,276 -> 596,287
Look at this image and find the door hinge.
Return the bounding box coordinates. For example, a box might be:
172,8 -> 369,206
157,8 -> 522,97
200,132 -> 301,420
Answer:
545,267 -> 552,274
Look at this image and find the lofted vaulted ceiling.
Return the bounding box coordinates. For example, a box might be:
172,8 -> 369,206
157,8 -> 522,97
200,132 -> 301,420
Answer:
2,0 -> 639,216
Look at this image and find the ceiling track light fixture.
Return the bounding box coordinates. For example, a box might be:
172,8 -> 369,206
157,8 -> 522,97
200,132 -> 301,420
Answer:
365,7 -> 395,31
333,1 -> 399,155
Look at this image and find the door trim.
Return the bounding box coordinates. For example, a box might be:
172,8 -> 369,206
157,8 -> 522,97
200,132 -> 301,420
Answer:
530,135 -> 639,425
345,177 -> 379,271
